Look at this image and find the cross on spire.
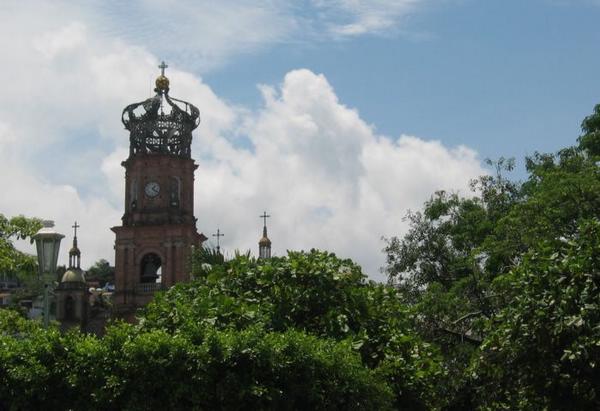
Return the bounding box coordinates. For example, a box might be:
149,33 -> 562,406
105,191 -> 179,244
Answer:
158,61 -> 168,76
69,221 -> 81,268
259,211 -> 271,228
212,228 -> 224,253
258,211 -> 272,259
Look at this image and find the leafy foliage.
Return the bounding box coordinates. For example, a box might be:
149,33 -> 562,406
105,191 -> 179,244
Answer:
86,258 -> 115,287
0,214 -> 42,277
382,159 -> 521,406
143,249 -> 445,409
0,250 -> 438,409
384,104 -> 600,409
579,103 -> 600,156
0,309 -> 392,410
473,219 -> 600,410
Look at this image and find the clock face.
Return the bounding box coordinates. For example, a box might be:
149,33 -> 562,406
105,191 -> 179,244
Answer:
144,181 -> 160,198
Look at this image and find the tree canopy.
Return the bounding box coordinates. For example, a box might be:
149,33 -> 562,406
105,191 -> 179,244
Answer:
383,105 -> 600,409
472,219 -> 600,409
86,258 -> 115,287
0,250 -> 444,410
0,214 -> 41,278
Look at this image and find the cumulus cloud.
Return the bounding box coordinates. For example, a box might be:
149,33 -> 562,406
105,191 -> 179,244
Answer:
0,3 -> 239,270
192,69 -> 483,280
1,2 -> 483,281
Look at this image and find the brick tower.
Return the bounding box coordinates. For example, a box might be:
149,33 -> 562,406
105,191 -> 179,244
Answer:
112,62 -> 206,311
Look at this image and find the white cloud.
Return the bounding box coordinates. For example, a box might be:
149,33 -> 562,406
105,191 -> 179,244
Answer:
0,5 -> 239,270
81,1 -> 432,66
311,0 -> 425,37
0,2 -> 483,281
3,160 -> 121,270
0,0 -> 434,76
33,22 -> 88,59
70,1 -> 299,71
193,69 -> 483,280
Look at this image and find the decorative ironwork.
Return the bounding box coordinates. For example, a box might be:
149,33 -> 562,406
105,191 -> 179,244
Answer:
121,61 -> 200,158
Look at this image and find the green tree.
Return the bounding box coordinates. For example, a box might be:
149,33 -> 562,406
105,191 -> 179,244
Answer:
0,304 -> 394,410
384,104 -> 600,409
0,215 -> 43,310
578,103 -> 600,156
85,259 -> 115,287
472,219 -> 600,410
0,214 -> 42,278
2,250 -> 437,410
467,122 -> 600,409
382,159 -> 521,407
143,248 -> 446,409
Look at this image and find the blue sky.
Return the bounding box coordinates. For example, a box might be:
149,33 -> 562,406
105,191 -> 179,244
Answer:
204,0 -> 600,170
2,0 -> 599,279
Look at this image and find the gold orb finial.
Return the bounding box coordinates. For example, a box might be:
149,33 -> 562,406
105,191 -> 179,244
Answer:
155,60 -> 170,92
155,75 -> 169,91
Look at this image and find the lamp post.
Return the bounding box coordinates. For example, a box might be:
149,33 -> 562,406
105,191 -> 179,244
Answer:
33,220 -> 64,327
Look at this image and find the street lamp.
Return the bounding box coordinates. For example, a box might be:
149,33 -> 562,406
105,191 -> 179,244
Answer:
33,220 -> 64,327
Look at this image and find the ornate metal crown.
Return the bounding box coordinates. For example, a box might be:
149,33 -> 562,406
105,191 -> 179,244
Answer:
121,62 -> 200,159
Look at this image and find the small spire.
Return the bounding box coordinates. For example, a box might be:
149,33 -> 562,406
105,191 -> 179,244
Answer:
155,60 -> 170,93
72,221 -> 79,247
258,211 -> 271,259
69,221 -> 81,269
159,61 -> 168,76
260,211 -> 270,237
212,228 -> 224,254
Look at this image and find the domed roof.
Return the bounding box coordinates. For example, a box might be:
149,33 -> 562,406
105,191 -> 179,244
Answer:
259,235 -> 271,246
61,268 -> 85,284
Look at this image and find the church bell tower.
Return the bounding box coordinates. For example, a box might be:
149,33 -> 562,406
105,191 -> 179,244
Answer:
112,62 -> 207,311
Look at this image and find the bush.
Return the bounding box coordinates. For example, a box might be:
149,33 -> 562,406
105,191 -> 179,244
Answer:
0,311 -> 393,410
142,249 -> 446,409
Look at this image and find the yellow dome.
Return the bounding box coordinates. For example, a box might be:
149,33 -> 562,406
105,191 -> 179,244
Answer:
61,268 -> 86,284
259,236 -> 271,246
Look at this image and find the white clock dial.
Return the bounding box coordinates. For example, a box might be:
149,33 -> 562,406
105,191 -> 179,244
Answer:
144,181 -> 160,198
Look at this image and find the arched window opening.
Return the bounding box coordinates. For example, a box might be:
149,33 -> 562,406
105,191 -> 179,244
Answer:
169,176 -> 180,207
140,253 -> 162,284
131,178 -> 138,210
65,296 -> 75,320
